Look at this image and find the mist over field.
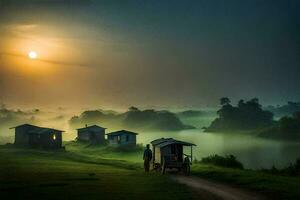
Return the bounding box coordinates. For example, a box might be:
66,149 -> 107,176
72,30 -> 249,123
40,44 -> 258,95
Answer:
0,104 -> 215,143
1,1 -> 300,199
2,102 -> 300,169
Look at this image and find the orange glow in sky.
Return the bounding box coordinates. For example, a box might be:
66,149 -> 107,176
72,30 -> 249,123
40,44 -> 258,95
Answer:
28,51 -> 38,59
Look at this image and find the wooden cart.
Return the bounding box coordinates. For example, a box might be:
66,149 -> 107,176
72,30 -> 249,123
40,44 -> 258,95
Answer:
150,138 -> 196,175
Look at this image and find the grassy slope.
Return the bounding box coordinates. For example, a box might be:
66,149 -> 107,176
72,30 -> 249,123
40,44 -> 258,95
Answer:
64,141 -> 143,163
0,146 -> 195,200
191,163 -> 300,200
2,142 -> 300,200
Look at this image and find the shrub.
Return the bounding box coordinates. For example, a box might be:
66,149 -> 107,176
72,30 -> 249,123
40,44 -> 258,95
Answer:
283,158 -> 300,176
200,154 -> 244,169
261,158 -> 300,176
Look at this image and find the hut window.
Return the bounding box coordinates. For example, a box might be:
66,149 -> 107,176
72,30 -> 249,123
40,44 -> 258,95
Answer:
126,135 -> 129,142
117,136 -> 121,142
53,134 -> 56,140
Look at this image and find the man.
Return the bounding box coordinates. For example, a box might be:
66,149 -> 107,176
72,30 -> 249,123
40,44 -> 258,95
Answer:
143,144 -> 152,172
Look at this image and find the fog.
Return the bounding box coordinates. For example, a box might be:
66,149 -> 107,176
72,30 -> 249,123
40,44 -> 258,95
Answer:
1,105 -> 300,169
140,130 -> 300,169
0,105 -> 82,143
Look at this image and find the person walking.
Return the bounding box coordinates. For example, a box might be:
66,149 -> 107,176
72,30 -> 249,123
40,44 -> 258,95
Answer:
143,144 -> 152,172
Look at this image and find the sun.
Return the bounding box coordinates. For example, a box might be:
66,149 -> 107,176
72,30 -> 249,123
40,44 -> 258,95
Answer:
28,51 -> 38,59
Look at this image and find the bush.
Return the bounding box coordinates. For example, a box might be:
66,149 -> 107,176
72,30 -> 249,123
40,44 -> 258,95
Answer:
261,158 -> 300,176
283,158 -> 300,176
200,154 -> 244,169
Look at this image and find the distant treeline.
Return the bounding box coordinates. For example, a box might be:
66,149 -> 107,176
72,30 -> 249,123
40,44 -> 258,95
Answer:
176,110 -> 204,118
205,98 -> 300,141
259,112 -> 300,140
205,97 -> 274,132
69,106 -> 195,131
265,101 -> 300,118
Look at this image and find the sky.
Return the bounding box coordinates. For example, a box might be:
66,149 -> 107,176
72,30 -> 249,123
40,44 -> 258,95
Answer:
0,0 -> 300,109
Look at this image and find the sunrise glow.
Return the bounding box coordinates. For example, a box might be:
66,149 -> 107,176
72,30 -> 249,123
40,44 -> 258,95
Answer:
28,51 -> 38,59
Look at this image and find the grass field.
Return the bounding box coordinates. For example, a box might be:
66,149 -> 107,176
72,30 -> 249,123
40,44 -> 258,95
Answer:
191,163 -> 300,199
1,142 -> 300,200
64,141 -> 144,163
0,144 -> 197,200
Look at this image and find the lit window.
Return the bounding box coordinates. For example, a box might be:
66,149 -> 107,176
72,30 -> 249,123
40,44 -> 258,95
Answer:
53,134 -> 56,140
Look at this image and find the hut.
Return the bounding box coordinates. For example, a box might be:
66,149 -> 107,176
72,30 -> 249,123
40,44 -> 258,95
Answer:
150,138 -> 196,174
77,125 -> 106,144
11,124 -> 64,149
106,130 -> 138,146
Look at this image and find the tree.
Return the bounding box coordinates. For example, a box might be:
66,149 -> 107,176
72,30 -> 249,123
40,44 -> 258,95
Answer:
247,98 -> 261,110
206,97 -> 274,132
238,99 -> 245,108
288,101 -> 297,106
293,112 -> 300,120
220,97 -> 231,106
128,106 -> 139,112
250,98 -> 259,104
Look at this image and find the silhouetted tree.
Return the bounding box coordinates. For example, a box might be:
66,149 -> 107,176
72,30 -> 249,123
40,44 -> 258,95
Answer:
250,98 -> 259,104
69,107 -> 195,131
238,100 -> 245,108
293,112 -> 300,120
266,101 -> 300,117
206,98 -> 273,132
279,115 -> 300,134
220,97 -> 231,106
129,106 -> 139,112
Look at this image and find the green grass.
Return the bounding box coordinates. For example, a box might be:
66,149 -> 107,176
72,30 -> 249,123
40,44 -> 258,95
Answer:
2,142 -> 300,200
191,163 -> 300,199
64,141 -> 144,163
0,145 -> 196,200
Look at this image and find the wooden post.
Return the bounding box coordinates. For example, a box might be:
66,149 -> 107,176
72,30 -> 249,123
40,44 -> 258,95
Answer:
190,146 -> 193,165
153,145 -> 155,164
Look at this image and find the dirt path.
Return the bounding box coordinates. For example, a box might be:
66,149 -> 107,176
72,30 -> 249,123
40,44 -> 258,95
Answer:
171,176 -> 266,200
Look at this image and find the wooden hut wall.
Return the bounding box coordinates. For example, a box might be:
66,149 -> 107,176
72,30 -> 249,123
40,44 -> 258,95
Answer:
30,131 -> 62,149
14,126 -> 30,145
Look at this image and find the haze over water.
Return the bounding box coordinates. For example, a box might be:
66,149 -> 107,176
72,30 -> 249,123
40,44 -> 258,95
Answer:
140,129 -> 300,169
1,104 -> 300,169
1,0 -> 300,170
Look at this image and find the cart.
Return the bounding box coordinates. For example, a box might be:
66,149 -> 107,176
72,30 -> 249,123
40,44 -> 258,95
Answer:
150,138 -> 196,175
